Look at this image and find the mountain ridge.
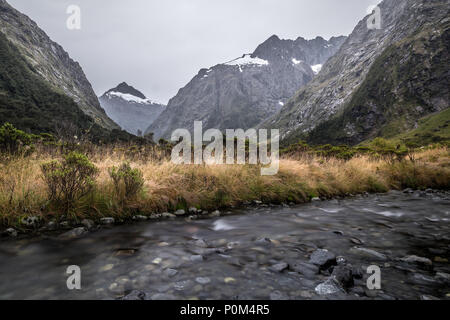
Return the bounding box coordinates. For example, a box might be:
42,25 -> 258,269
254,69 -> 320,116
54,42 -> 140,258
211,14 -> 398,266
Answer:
0,0 -> 119,131
146,34 -> 346,139
266,0 -> 449,146
99,83 -> 165,135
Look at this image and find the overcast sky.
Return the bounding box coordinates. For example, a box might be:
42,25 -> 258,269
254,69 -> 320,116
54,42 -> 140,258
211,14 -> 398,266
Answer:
9,0 -> 378,104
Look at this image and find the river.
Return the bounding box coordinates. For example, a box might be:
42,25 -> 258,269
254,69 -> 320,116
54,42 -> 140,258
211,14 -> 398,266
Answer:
0,190 -> 449,300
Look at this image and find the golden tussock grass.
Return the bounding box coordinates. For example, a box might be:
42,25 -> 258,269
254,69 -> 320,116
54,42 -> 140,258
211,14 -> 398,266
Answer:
0,146 -> 449,229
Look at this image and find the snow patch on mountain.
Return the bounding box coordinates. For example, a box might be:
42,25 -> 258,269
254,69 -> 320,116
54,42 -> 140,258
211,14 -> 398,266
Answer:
106,91 -> 159,105
311,64 -> 323,74
225,54 -> 269,68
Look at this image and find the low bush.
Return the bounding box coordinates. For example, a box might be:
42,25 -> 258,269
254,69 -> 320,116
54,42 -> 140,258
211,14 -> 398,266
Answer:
41,152 -> 99,211
109,162 -> 144,200
0,122 -> 34,157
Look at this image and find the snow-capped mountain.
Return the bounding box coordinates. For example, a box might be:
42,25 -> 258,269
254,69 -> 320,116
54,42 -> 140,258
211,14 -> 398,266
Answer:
146,35 -> 346,139
99,82 -> 165,135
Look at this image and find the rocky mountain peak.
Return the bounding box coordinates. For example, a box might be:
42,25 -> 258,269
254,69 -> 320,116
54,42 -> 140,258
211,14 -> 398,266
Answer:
252,34 -> 347,67
99,83 -> 165,135
146,33 -> 347,140
267,0 -> 449,145
105,82 -> 146,100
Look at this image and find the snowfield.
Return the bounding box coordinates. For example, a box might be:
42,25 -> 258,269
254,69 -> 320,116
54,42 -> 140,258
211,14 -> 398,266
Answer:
311,64 -> 323,74
106,91 -> 157,104
225,54 -> 269,71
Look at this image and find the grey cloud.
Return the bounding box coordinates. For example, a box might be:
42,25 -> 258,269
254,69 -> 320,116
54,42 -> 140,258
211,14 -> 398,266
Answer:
8,0 -> 377,103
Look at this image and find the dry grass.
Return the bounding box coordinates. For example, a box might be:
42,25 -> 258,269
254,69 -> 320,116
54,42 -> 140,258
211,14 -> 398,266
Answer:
0,146 -> 449,229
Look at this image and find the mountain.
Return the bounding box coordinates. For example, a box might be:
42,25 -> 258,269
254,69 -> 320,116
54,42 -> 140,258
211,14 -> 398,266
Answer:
146,35 -> 346,140
0,0 -> 120,134
267,0 -> 450,146
99,82 -> 165,135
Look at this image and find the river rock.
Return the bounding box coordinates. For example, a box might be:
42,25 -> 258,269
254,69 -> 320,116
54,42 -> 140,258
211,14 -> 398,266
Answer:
311,197 -> 321,202
210,210 -> 221,217
59,227 -> 87,240
309,249 -> 337,270
224,277 -> 236,284
174,280 -> 194,291
410,273 -> 437,285
59,221 -> 70,228
5,228 -> 17,237
290,262 -> 319,277
269,262 -> 288,273
196,277 -> 211,284
81,219 -> 95,229
162,212 -> 176,219
255,237 -> 273,244
100,217 -> 115,225
115,248 -> 137,257
164,268 -> 178,277
331,265 -> 354,288
100,264 -> 114,272
175,209 -> 186,216
194,239 -> 208,248
189,207 -> 198,214
43,221 -> 57,231
21,216 -> 41,227
435,272 -> 450,282
315,279 -> 344,295
350,237 -> 364,245
400,255 -> 432,266
364,288 -> 379,298
227,242 -> 240,249
190,255 -> 204,262
336,256 -> 347,265
122,290 -> 146,300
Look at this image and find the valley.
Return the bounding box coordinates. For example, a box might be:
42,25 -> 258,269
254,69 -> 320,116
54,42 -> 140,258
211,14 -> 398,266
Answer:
0,0 -> 449,302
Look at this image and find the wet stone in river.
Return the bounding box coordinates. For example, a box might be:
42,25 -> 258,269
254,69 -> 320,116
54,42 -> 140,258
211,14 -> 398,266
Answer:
309,249 -> 337,270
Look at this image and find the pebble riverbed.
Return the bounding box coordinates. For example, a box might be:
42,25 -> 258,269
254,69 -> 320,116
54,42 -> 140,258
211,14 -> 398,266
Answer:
0,190 -> 449,300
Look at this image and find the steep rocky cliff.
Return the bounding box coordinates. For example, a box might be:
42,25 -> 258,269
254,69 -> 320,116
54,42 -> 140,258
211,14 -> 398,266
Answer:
146,35 -> 346,139
0,0 -> 119,131
267,0 -> 449,146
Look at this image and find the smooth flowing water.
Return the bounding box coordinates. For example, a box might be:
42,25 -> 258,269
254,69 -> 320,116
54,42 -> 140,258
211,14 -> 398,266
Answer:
0,191 -> 449,300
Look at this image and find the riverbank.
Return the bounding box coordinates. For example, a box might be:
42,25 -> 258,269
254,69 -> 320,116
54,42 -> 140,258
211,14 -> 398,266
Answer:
0,146 -> 449,237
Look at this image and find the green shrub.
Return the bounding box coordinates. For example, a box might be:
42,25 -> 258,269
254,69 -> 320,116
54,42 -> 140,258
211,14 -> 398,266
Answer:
0,122 -> 33,156
109,163 -> 144,200
41,152 -> 99,211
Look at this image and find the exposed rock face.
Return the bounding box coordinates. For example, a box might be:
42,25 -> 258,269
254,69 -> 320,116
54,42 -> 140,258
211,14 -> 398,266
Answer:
267,0 -> 450,145
99,82 -> 165,135
0,0 -> 118,130
146,35 -> 346,140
